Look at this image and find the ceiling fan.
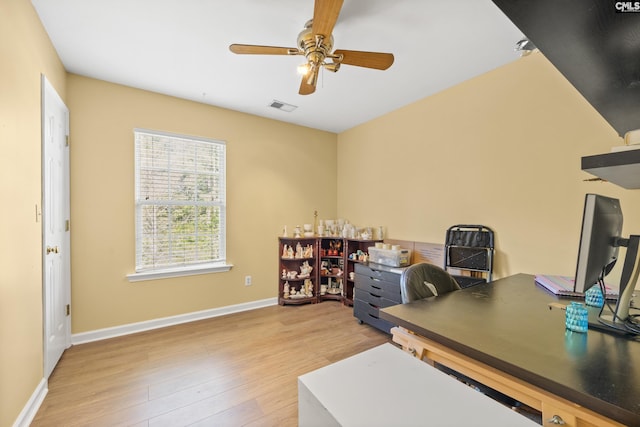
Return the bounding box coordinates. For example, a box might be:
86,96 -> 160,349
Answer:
229,0 -> 394,95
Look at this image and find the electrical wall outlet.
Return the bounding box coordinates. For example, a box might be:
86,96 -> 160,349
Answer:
244,275 -> 252,286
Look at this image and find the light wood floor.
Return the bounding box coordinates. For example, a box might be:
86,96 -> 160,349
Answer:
32,302 -> 390,426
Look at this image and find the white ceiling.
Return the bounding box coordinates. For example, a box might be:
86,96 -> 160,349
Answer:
31,0 -> 525,133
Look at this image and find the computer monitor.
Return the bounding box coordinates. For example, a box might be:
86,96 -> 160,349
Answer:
574,194 -> 640,335
574,194 -> 623,294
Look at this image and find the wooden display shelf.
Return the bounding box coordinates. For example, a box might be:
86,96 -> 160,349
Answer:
318,292 -> 343,302
279,296 -> 316,305
279,237 -> 318,306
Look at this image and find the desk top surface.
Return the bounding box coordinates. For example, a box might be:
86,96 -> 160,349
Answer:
380,273 -> 640,426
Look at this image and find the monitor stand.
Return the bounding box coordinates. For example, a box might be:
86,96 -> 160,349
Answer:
593,235 -> 640,336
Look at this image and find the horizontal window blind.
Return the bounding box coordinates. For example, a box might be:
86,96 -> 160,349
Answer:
134,129 -> 226,271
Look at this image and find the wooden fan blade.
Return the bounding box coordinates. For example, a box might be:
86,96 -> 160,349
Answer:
312,0 -> 344,37
299,72 -> 317,95
333,49 -> 394,70
229,44 -> 298,55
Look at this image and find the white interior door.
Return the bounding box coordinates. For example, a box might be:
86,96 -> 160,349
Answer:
42,75 -> 71,378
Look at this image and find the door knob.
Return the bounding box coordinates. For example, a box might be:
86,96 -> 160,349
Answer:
46,246 -> 59,254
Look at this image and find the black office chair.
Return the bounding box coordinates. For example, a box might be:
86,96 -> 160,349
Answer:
400,262 -> 461,303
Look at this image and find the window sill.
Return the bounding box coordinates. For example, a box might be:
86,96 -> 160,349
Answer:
127,262 -> 233,282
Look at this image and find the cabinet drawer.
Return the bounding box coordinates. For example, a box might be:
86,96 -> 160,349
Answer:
354,288 -> 400,308
354,299 -> 396,334
354,274 -> 401,302
354,263 -> 401,284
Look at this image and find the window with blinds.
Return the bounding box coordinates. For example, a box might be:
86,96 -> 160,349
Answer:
134,129 -> 226,272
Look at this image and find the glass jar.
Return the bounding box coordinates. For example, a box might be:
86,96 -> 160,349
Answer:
565,302 -> 588,333
585,285 -> 604,308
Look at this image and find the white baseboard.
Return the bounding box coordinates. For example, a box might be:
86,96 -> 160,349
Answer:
13,378 -> 47,427
71,297 -> 278,345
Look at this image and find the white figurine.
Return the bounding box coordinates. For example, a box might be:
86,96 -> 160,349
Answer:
295,242 -> 303,259
305,279 -> 314,297
300,260 -> 313,277
283,281 -> 290,299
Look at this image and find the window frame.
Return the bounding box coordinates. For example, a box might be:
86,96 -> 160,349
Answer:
127,128 -> 231,282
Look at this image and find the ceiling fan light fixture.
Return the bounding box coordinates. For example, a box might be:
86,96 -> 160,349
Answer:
297,63 -> 311,75
228,0 -> 394,95
323,62 -> 340,72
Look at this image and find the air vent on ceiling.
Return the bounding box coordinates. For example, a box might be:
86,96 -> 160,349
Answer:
269,100 -> 297,112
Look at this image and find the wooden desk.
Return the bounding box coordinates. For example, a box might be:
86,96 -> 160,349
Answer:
380,273 -> 640,426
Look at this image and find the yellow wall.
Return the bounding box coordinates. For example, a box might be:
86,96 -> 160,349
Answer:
66,75 -> 337,333
6,2 -> 640,424
338,52 -> 639,282
0,0 -> 67,425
